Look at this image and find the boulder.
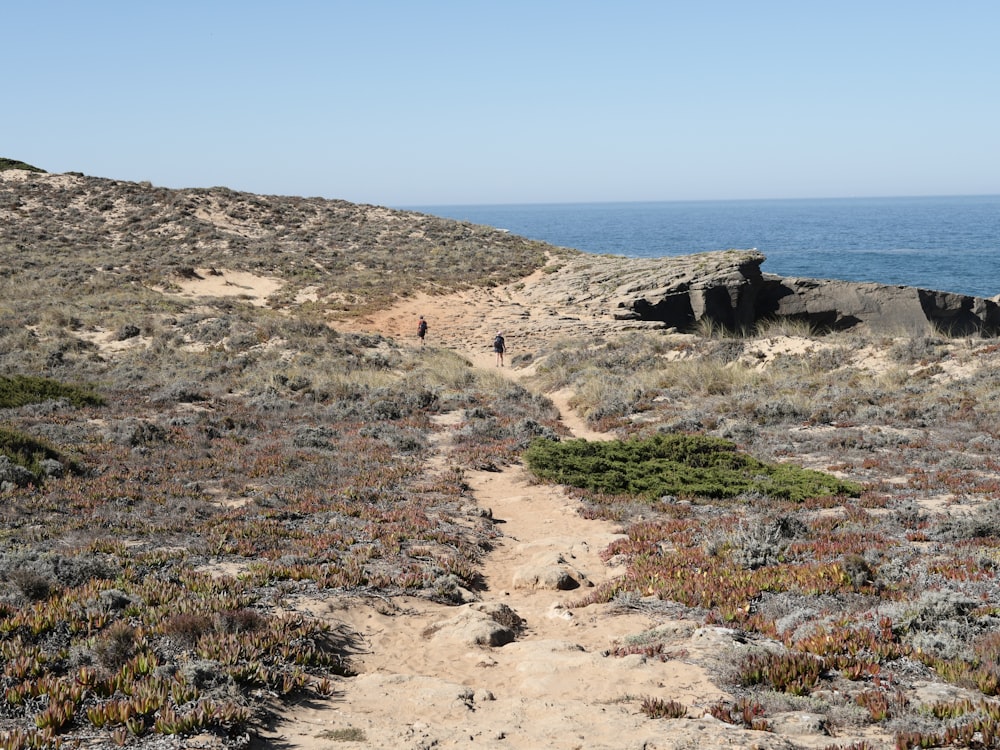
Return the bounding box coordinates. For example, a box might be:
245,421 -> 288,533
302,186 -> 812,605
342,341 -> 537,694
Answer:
0,456 -> 36,490
768,711 -> 829,736
511,551 -> 584,590
607,250 -> 767,331
426,603 -> 518,648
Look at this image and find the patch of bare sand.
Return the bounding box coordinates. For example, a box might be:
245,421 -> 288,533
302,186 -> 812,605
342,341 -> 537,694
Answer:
76,327 -> 152,353
157,268 -> 284,307
353,264 -> 640,370
263,466 -> 741,750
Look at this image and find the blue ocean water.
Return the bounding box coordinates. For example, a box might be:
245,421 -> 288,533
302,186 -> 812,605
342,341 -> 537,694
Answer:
407,196 -> 1000,299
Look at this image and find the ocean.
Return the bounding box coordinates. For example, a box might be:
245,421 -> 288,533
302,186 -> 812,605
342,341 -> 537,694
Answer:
406,195 -> 1000,299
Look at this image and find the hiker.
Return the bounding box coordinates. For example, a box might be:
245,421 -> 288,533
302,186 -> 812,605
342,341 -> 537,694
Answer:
493,330 -> 506,367
417,315 -> 428,345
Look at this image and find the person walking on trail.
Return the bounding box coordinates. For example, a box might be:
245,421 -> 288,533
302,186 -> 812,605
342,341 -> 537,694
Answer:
417,315 -> 428,346
493,330 -> 506,367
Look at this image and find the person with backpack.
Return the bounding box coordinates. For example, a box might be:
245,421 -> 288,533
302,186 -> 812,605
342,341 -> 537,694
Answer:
493,331 -> 506,367
417,315 -> 428,345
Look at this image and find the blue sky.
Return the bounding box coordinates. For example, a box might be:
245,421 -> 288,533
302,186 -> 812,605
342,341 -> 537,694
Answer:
5,1 -> 999,206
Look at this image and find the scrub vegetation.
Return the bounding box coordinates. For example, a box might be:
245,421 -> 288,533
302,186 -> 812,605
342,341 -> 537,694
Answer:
522,326 -> 1000,747
2,165 -> 1000,748
524,433 -> 861,502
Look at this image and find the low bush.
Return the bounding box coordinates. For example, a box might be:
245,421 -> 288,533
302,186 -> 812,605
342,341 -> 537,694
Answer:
0,426 -> 80,484
0,374 -> 104,408
524,433 -> 862,502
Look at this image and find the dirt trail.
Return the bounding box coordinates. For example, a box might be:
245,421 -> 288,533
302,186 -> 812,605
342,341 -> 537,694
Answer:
258,282 -> 809,750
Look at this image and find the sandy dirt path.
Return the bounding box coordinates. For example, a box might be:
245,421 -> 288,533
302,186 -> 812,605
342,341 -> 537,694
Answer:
255,281 -> 859,750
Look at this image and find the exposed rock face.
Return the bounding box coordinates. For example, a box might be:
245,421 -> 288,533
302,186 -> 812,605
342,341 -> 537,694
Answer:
629,252 -> 765,332
521,250 -> 769,331
758,276 -> 1000,335
538,250 -> 1000,335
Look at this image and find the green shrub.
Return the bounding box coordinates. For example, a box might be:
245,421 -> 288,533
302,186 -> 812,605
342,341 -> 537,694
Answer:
0,375 -> 104,408
0,426 -> 79,483
523,433 -> 861,502
0,157 -> 45,173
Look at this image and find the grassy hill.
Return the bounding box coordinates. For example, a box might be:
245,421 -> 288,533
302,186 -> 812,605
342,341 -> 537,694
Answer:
0,163 -> 558,320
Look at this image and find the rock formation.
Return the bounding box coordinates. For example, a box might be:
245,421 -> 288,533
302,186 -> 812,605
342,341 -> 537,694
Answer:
758,275 -> 1000,336
537,250 -> 1000,336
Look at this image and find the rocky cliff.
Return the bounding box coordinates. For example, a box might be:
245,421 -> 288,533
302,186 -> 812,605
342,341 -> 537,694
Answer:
758,274 -> 1000,336
533,250 -> 1000,336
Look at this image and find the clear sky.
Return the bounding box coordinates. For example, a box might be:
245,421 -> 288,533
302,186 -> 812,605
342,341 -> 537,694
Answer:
5,1 -> 999,206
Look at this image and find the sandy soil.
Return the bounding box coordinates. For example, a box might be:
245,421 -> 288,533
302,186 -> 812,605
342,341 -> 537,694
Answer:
156,268 -> 892,748
224,277 -> 886,749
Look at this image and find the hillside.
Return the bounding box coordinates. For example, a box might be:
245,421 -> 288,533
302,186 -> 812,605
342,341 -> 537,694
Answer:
0,166 -> 558,320
2,165 -> 1000,750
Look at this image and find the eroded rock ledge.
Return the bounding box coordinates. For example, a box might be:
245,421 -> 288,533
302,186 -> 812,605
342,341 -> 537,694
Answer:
535,250 -> 1000,336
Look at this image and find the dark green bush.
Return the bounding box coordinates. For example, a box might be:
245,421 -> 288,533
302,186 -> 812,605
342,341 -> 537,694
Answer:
0,157 -> 44,173
523,433 -> 861,502
0,425 -> 79,482
0,374 -> 104,408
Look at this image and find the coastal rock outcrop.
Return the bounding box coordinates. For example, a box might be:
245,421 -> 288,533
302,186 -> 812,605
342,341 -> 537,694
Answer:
531,250 -> 1000,336
757,276 -> 1000,336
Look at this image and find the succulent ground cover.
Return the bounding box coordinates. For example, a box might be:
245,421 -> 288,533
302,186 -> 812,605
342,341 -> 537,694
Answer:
520,327 -> 1000,746
4,167 -> 1000,748
0,169 -> 565,748
0,333 -> 561,747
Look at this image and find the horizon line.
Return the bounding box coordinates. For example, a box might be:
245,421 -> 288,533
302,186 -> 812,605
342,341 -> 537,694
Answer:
400,192 -> 1000,210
